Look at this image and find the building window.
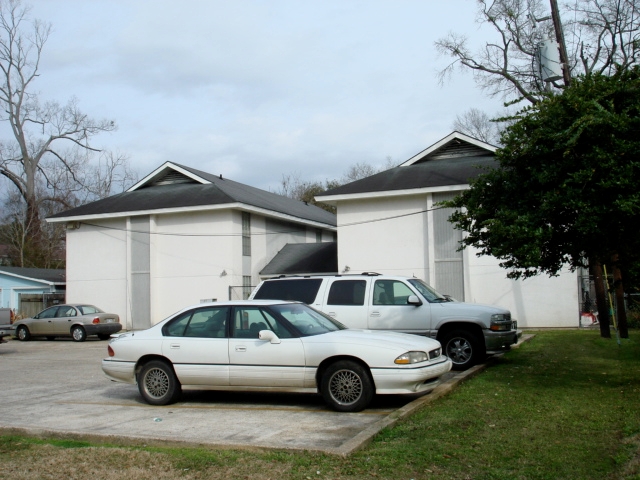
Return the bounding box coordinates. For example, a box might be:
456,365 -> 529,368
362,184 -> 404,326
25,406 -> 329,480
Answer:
242,212 -> 251,256
242,276 -> 252,300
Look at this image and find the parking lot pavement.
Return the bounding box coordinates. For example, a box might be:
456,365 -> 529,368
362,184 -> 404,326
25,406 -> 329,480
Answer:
0,337 -> 465,455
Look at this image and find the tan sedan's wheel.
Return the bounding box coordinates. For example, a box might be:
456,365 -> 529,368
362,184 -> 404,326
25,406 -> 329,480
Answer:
137,360 -> 182,406
71,325 -> 87,342
321,360 -> 373,412
16,325 -> 31,341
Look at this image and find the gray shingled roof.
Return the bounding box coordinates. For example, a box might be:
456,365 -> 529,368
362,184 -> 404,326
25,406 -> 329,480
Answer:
48,163 -> 336,226
318,155 -> 496,197
0,267 -> 66,284
260,242 -> 338,276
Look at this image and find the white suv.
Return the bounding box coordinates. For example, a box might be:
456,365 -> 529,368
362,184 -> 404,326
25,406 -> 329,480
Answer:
250,273 -> 517,370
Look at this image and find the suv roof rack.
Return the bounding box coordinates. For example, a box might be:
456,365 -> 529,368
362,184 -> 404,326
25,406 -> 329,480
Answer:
272,272 -> 381,279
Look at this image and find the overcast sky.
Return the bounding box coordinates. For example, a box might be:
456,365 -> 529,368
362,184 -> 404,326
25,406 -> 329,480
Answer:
23,0 -> 502,193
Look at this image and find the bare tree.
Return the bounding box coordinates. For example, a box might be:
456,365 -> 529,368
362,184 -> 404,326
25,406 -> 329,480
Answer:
436,0 -> 640,105
277,159 -> 397,214
452,108 -> 503,145
0,0 -> 136,266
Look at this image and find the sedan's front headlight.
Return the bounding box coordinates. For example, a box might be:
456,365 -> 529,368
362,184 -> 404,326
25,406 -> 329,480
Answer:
395,351 -> 429,364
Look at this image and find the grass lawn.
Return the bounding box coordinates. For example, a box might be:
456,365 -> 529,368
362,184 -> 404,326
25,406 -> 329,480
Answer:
1,329 -> 639,479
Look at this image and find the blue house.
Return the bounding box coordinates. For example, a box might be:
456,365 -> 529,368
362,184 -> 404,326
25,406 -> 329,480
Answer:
0,267 -> 66,319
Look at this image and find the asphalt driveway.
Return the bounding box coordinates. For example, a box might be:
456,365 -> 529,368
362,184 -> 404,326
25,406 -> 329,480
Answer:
0,335 -> 485,454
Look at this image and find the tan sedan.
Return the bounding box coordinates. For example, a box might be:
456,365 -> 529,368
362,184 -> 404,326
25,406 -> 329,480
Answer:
14,304 -> 122,342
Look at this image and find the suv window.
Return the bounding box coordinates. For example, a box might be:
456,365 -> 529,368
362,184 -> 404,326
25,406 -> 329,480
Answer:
327,280 -> 366,306
253,278 -> 322,304
373,280 -> 415,305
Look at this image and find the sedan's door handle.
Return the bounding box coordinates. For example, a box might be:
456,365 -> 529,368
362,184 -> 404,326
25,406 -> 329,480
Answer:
235,346 -> 246,352
370,311 -> 381,317
170,343 -> 180,349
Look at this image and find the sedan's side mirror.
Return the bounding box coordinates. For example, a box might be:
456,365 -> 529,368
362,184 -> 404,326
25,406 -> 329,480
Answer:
407,295 -> 422,306
258,330 -> 281,344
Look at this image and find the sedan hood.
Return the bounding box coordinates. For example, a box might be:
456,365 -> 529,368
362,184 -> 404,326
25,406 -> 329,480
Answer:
304,329 -> 441,351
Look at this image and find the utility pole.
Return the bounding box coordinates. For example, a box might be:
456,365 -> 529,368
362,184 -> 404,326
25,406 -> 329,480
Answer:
549,0 -> 571,86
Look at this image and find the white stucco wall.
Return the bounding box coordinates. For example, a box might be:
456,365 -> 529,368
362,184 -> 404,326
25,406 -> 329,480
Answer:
333,193 -> 580,329
65,219 -> 128,323
252,215 -> 309,282
464,247 -> 579,328
64,208 -> 336,329
335,196 -> 429,279
150,210 -> 238,323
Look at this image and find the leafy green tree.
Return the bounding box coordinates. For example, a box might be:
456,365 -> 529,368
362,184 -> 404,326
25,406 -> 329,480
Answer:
445,67 -> 640,338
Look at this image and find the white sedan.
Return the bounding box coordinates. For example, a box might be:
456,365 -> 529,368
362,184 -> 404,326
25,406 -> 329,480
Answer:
102,301 -> 452,412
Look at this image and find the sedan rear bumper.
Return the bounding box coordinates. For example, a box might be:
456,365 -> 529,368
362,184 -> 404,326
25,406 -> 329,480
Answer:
84,323 -> 123,336
102,359 -> 136,384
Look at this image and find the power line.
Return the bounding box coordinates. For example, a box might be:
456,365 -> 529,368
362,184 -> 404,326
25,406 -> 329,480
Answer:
79,204 -> 448,237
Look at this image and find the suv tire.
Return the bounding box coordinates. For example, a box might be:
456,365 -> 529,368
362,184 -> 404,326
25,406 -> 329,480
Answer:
442,329 -> 485,370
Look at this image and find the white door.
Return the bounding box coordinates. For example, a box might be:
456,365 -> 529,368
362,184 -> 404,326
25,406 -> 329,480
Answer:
367,279 -> 431,334
320,279 -> 370,329
161,306 -> 231,386
228,306 -> 306,387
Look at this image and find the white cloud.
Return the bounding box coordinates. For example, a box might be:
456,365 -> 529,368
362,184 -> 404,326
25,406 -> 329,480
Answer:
22,0 -> 503,193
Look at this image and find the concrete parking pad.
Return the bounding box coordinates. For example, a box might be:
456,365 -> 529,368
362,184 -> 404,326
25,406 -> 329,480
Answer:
0,335 -> 531,455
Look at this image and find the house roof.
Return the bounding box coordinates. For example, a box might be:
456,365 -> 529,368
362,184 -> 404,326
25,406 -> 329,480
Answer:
316,132 -> 497,200
48,162 -> 337,227
401,131 -> 497,166
260,242 -> 338,276
317,155 -> 496,198
0,267 -> 66,285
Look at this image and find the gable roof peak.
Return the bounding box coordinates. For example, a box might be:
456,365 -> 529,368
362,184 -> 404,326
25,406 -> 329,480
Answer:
128,162 -> 215,191
401,131 -> 497,167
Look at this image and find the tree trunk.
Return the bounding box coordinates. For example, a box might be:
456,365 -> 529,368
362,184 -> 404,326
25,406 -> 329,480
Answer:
613,262 -> 629,339
24,193 -> 46,268
590,259 -> 611,338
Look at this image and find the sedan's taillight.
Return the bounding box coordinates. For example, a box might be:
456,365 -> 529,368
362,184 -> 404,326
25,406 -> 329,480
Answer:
107,345 -> 114,357
92,317 -> 100,324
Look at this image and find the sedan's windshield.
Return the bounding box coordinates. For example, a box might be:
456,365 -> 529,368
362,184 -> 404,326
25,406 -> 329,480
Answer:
269,304 -> 345,336
407,278 -> 448,303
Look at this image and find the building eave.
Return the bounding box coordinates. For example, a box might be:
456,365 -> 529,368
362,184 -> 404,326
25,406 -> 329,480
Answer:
0,271 -> 62,286
316,184 -> 469,205
48,202 -> 337,231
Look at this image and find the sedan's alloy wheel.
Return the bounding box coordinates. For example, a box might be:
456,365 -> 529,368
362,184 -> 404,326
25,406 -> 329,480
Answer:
71,326 -> 86,342
137,360 -> 182,405
329,369 -> 363,405
17,326 -> 30,341
321,360 -> 373,412
144,367 -> 170,399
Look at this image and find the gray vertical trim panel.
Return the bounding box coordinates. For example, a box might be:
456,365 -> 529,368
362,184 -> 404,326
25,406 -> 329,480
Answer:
432,192 -> 464,300
130,216 -> 151,330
